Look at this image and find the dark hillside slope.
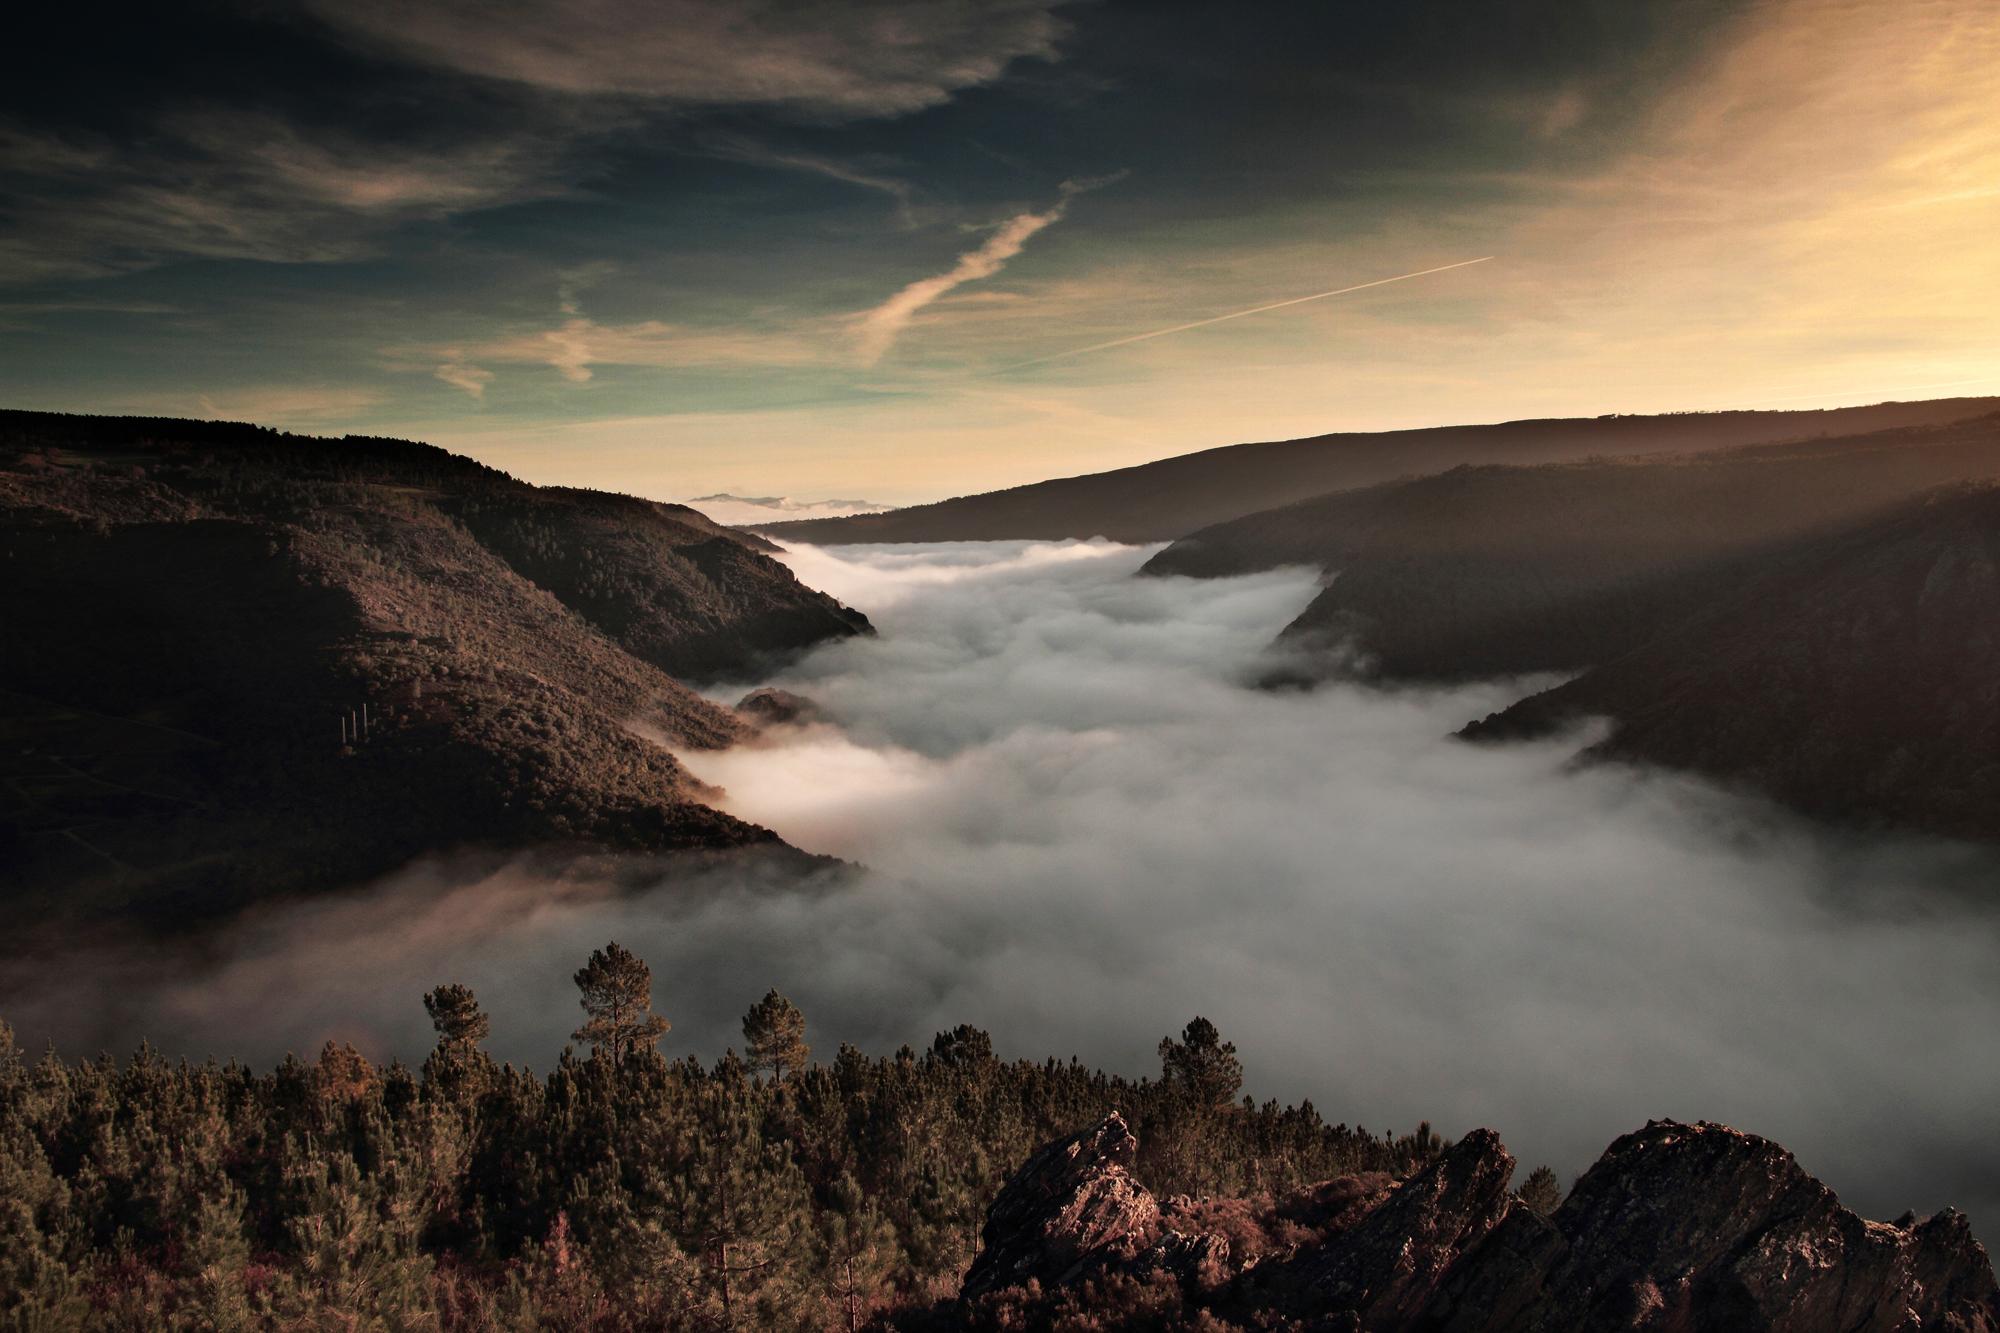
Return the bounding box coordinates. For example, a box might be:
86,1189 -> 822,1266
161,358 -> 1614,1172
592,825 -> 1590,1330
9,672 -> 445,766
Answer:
1462,484 -> 2000,842
758,398 -> 2000,545
0,411 -> 867,682
448,486 -> 871,681
1145,414 -> 2000,682
0,412 -> 861,929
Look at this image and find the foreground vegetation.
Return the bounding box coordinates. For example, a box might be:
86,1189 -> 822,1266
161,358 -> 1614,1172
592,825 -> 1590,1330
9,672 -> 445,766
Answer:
0,944 -> 1458,1330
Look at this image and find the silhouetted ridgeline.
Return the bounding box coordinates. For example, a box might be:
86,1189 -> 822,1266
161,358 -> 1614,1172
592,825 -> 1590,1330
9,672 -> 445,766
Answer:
3,954 -> 1991,1331
0,411 -> 868,930
758,398 -> 2000,545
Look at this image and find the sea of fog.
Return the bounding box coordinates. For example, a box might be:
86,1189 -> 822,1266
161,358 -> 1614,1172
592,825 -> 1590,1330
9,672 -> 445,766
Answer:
10,539 -> 2000,1228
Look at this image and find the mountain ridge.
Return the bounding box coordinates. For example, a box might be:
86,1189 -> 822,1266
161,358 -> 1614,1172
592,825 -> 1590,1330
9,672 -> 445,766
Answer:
0,410 -> 866,931
1459,482 -> 2000,842
755,397 -> 2000,545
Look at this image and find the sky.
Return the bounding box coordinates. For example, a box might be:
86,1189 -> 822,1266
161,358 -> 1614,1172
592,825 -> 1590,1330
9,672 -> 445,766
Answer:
3,0 -> 1997,504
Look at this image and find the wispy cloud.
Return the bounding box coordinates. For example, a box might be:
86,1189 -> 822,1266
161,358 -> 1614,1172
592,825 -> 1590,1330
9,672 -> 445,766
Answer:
434,360 -> 495,399
441,311 -> 832,387
852,180 -> 1112,366
700,134 -> 921,225
308,0 -> 1069,121
0,115 -> 565,282
192,386 -> 384,426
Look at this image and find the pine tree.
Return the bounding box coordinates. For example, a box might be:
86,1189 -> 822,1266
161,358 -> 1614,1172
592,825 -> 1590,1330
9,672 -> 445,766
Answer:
571,942 -> 671,1062
1158,1017 -> 1243,1109
928,1024 -> 994,1068
818,1172 -> 898,1331
742,989 -> 810,1081
1518,1164 -> 1563,1216
423,983 -> 491,1055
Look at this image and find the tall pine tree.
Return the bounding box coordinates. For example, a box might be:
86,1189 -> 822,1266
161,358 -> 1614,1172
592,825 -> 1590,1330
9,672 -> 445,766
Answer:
571,942 -> 671,1062
741,989 -> 810,1081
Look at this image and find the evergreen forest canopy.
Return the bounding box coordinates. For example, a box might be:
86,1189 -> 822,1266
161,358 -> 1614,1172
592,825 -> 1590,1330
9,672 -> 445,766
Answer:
0,941 -> 1468,1331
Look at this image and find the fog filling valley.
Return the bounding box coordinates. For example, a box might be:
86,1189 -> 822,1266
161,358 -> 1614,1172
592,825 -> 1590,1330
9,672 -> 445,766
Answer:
11,540 -> 2000,1228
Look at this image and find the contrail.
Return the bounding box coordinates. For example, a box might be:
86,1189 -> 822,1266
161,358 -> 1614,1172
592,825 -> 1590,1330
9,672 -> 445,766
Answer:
995,256 -> 1494,372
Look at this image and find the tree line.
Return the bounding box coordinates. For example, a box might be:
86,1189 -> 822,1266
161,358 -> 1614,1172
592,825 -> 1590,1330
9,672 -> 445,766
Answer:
1,942 -> 1459,1330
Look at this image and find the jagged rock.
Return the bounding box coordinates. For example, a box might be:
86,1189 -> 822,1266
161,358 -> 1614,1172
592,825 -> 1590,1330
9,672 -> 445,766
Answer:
962,1112 -> 1161,1298
956,1116 -> 2000,1332
1257,1128 -> 1516,1326
1141,1228 -> 1233,1294
736,687 -> 824,728
1431,1119 -> 2000,1332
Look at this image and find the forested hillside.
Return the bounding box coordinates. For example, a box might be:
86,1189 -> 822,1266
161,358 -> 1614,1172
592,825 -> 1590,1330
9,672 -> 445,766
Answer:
6,946 -> 1990,1331
0,413 -> 866,931
758,398 -> 2000,545
1144,413 -> 2000,682
0,945 -> 1436,1330
1462,483 -> 2000,842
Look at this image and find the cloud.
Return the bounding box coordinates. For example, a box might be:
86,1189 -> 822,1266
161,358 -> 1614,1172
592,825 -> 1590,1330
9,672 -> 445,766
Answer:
852,201 -> 1069,365
699,134 -> 922,225
392,275 -> 843,387
192,386 -> 385,426
10,541 -> 1999,1237
0,115 -> 565,282
308,0 -> 1069,120
477,312 -> 835,385
434,360 -> 495,399
684,494 -> 889,526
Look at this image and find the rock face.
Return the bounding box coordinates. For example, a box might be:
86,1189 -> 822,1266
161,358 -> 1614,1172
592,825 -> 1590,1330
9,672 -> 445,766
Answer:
955,1115 -> 2000,1331
1266,1128 -> 1518,1327
1429,1120 -> 2000,1333
961,1112 -> 1161,1298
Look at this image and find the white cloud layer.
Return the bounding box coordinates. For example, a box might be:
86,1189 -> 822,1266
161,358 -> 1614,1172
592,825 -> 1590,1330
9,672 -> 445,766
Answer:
5,542 -> 1997,1233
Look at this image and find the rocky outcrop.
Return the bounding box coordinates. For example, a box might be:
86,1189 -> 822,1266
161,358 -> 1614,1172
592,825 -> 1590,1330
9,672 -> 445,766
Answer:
1259,1128 -> 1518,1326
736,687 -> 825,729
961,1112 -> 1161,1298
1430,1119 -> 2000,1332
954,1115 -> 2000,1331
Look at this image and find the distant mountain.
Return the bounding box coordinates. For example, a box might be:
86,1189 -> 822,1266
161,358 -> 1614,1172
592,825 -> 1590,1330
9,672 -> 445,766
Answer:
0,411 -> 867,930
1462,483 -> 2000,842
756,398 -> 2000,545
1144,414 -> 2000,683
685,493 -> 888,527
